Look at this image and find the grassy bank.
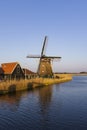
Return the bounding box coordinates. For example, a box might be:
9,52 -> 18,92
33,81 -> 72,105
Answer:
0,74 -> 72,94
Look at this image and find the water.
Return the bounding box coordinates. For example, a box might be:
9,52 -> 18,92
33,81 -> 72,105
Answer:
0,76 -> 87,130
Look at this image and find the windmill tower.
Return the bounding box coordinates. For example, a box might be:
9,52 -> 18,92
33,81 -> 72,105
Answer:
27,36 -> 61,77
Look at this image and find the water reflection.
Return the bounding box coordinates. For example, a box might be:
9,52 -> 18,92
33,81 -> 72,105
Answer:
38,86 -> 52,108
0,84 -> 59,113
0,85 -> 53,112
37,86 -> 53,128
0,91 -> 29,111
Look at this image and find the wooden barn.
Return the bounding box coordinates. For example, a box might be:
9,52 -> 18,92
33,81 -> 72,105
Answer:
0,67 -> 4,80
23,68 -> 36,79
1,62 -> 24,80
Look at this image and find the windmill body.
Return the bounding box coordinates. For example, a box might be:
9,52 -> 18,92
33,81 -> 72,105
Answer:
38,58 -> 53,77
27,36 -> 61,77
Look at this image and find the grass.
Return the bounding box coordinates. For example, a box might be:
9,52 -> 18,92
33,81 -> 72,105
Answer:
0,74 -> 72,94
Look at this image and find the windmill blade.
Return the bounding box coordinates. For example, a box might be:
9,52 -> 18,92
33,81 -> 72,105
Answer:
37,58 -> 41,75
39,56 -> 61,59
37,36 -> 48,75
46,56 -> 61,62
41,36 -> 48,56
26,55 -> 41,58
45,56 -> 61,59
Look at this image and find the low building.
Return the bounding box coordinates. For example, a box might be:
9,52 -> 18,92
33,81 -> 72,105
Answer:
1,62 -> 24,80
0,67 -> 4,80
23,68 -> 37,79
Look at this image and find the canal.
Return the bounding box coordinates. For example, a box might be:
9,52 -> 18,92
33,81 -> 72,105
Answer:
0,76 -> 87,130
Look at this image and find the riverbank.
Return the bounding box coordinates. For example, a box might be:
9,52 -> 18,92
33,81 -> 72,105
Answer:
0,74 -> 72,94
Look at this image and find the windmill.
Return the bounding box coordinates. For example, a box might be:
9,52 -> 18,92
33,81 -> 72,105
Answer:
27,36 -> 61,77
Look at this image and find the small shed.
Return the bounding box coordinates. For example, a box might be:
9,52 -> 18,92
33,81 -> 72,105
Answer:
1,62 -> 24,80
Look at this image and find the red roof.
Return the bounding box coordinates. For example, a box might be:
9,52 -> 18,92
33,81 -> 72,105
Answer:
1,62 -> 18,74
23,68 -> 35,75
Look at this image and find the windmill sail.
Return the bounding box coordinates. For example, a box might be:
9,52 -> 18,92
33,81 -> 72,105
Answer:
41,36 -> 48,56
37,36 -> 48,75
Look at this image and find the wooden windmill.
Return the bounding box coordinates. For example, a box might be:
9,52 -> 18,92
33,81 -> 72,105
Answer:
27,36 -> 61,77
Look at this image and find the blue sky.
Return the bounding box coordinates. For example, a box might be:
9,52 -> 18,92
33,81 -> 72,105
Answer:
0,0 -> 87,72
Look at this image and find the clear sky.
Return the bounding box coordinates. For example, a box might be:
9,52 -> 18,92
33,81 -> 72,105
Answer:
0,0 -> 87,73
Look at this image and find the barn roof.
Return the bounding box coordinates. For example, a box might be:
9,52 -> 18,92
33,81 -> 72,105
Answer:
23,68 -> 35,75
1,62 -> 19,74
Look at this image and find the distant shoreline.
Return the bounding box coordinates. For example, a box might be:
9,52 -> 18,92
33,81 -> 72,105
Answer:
55,73 -> 87,76
72,73 -> 87,76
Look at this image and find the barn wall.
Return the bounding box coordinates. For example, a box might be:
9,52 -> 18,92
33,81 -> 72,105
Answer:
12,64 -> 25,79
